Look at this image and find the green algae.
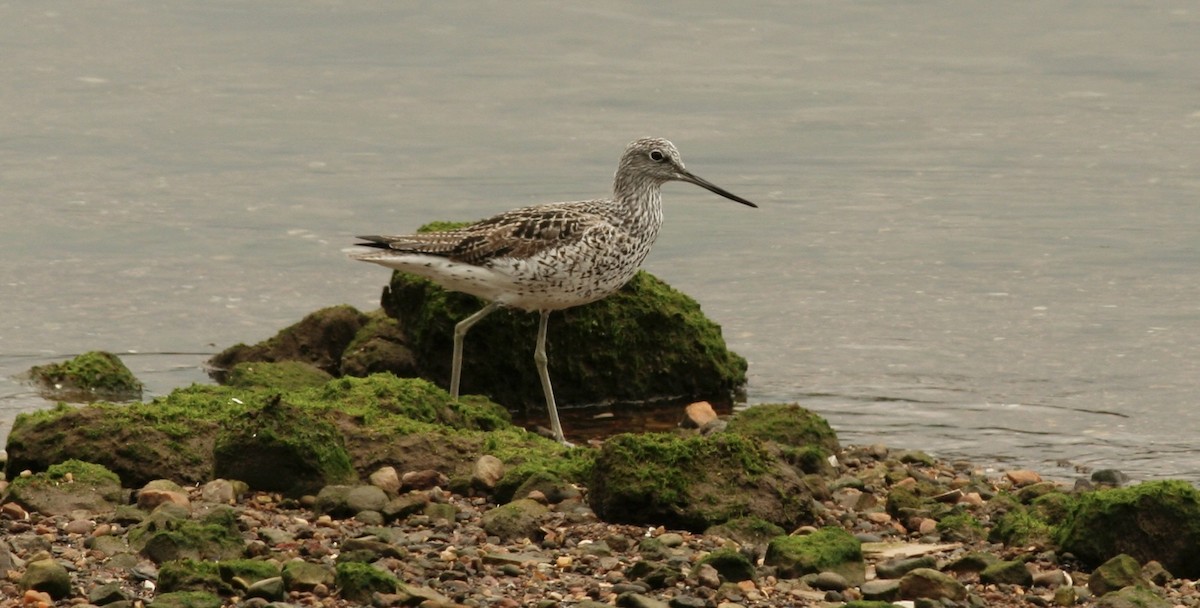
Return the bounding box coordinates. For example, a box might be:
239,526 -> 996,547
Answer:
726,403 -> 839,453
8,458 -> 120,490
1056,480 -> 1200,577
29,350 -> 143,400
225,360 -> 332,391
335,562 -> 402,602
764,527 -> 863,579
588,431 -> 811,531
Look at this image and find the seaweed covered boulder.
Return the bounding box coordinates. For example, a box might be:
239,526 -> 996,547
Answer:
587,432 -> 814,531
212,394 -> 356,497
208,305 -> 383,379
3,459 -> 125,516
4,373 -> 570,493
763,527 -> 865,584
726,403 -> 840,473
1056,480 -> 1200,578
29,350 -> 143,401
382,269 -> 748,413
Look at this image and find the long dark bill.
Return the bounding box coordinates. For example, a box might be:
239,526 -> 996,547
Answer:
679,169 -> 758,208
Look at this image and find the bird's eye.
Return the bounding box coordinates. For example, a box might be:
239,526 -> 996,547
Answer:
649,150 -> 665,162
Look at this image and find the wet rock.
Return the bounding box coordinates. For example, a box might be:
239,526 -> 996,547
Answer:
704,517 -> 784,555
481,498 -> 549,540
725,403 -> 840,473
1033,569 -> 1069,587
138,486 -> 191,510
980,559 -> 1033,586
1088,554 -> 1145,596
589,432 -> 814,531
225,360 -> 333,390
18,558 -> 71,600
282,560 -> 335,591
423,501 -> 457,522
812,571 -> 851,591
696,548 -> 755,582
29,350 -> 143,401
875,555 -> 936,579
1005,469 -> 1042,486
763,528 -> 864,584
339,310 -> 421,379
131,506 -> 245,564
945,551 -> 999,574
1142,560 -> 1173,585
1096,585 -> 1173,608
4,459 -> 124,516
1091,469 -> 1129,487
402,469 -> 450,490
87,581 -> 127,605
151,591 -> 224,608
246,576 -> 286,601
335,561 -> 402,602
383,269 -> 747,410
897,568 -> 967,601
510,469 -> 579,503
209,304 -> 370,379
382,491 -> 431,521
200,479 -> 241,504
617,593 -> 671,608
1057,480 -> 1200,577
860,578 -> 901,601
212,395 -> 356,497
682,401 -> 719,428
346,484 -> 388,513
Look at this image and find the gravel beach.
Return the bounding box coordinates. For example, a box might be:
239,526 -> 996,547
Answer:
3,440 -> 1198,608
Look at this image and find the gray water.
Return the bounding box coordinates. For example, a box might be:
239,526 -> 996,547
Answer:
2,2 -> 1198,481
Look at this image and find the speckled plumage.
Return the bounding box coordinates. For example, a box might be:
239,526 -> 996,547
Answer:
347,138 -> 756,443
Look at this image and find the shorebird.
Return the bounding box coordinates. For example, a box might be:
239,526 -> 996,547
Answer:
347,138 -> 756,444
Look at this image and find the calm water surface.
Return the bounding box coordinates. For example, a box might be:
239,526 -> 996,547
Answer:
2,2 -> 1198,480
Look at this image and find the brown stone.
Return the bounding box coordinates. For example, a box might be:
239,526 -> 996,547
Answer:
137,489 -> 190,510
682,401 -> 719,428
1005,469 -> 1042,486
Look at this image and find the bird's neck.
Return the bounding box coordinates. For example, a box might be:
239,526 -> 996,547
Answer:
611,176 -> 665,235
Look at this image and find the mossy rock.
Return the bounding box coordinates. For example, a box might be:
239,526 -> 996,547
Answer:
726,403 -> 839,454
936,512 -> 986,542
989,505 -> 1054,547
29,350 -> 143,401
589,432 -> 814,531
704,516 -> 786,549
4,459 -> 124,516
1056,480 -> 1200,577
224,361 -> 332,391
148,591 -> 224,608
764,527 -> 865,584
212,394 -> 356,497
696,547 -> 756,582
158,559 -> 229,595
335,562 -> 402,602
130,506 -> 245,564
382,268 -> 747,412
4,373 -> 550,489
208,304 -> 370,379
339,309 -> 420,378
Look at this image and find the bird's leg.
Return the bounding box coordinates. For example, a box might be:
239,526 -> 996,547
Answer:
450,302 -> 500,399
534,309 -> 568,445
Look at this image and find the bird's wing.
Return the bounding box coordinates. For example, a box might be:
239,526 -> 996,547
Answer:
356,201 -> 611,265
